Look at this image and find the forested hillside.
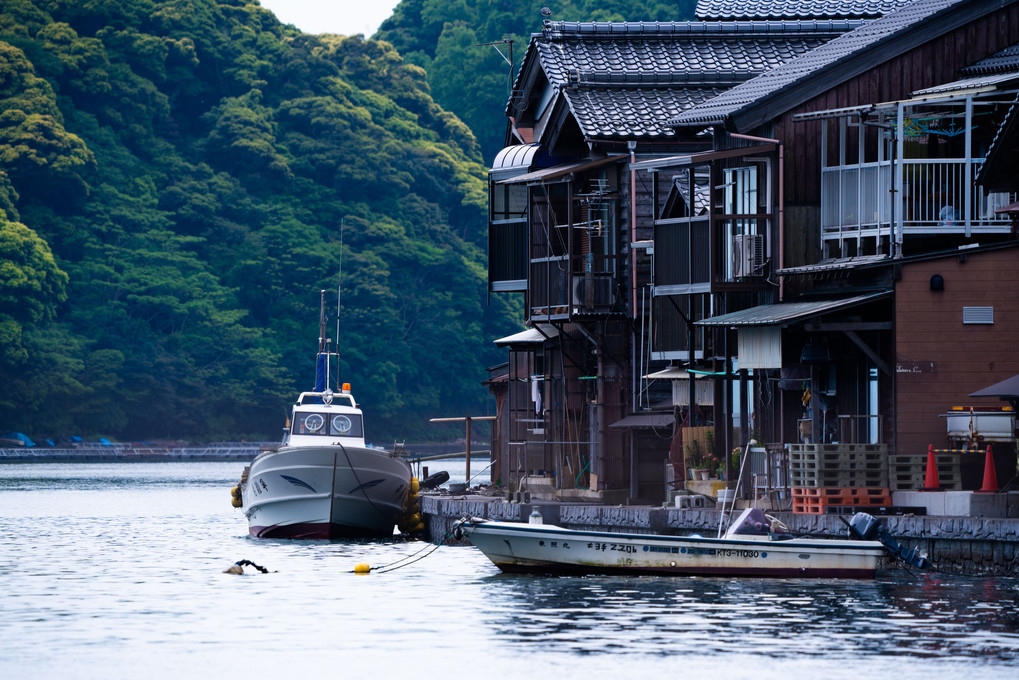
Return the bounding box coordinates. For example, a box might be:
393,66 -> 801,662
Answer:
0,0 -> 520,442
377,0 -> 697,161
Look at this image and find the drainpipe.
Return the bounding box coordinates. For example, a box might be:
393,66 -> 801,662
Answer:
628,141 -> 638,318
729,133 -> 784,299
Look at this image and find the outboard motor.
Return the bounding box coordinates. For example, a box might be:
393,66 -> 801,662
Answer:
848,512 -> 932,570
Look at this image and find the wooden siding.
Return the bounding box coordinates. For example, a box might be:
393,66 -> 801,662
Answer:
773,4 -> 1019,209
894,248 -> 1019,457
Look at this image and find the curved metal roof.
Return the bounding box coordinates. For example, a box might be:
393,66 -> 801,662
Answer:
490,144 -> 542,175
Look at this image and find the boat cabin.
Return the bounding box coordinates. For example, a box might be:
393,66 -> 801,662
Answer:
286,387 -> 366,447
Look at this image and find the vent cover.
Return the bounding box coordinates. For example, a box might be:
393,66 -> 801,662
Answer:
963,306 -> 994,325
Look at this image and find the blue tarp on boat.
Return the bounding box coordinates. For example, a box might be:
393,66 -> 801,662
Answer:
3,432 -> 35,447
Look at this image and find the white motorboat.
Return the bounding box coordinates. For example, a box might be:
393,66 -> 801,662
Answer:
235,292 -> 412,539
456,508 -> 929,578
239,386 -> 412,539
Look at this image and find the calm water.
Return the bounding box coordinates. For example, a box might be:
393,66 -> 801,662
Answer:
1,461 -> 1018,679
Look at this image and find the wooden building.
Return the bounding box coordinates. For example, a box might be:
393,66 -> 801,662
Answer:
486,2 -> 898,502
669,0 -> 1019,484
485,0 -> 1019,502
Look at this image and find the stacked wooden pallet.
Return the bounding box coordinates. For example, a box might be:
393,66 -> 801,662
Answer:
791,486 -> 892,514
789,444 -> 889,488
888,453 -> 963,490
789,444 -> 891,514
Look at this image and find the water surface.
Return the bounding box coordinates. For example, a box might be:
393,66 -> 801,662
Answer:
1,462 -> 1016,679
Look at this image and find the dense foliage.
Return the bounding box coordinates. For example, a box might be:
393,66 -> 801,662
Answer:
0,0 -> 521,443
377,0 -> 698,162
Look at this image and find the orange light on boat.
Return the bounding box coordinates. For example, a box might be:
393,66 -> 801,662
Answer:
342,383 -> 351,393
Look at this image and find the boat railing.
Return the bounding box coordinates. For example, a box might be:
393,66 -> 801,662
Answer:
295,391 -> 357,408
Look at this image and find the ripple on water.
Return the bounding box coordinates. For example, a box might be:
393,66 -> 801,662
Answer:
1,462 -> 1018,679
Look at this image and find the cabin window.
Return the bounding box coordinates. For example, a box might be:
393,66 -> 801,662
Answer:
293,412 -> 364,438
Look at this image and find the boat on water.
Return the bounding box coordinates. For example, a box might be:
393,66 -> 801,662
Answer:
456,508 -> 930,578
234,293 -> 412,539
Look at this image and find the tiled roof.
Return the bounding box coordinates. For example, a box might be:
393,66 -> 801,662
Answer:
534,23 -> 851,84
696,0 -> 911,20
961,43 -> 1019,76
564,87 -> 726,138
669,0 -> 978,129
519,20 -> 859,140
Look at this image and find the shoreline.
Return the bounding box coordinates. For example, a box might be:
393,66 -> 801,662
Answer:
0,443 -> 481,463
0,445 -> 264,463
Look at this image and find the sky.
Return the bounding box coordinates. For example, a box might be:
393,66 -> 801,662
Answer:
259,0 -> 401,37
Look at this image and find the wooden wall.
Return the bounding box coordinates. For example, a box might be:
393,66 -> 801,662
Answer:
894,247 -> 1019,457
773,3 -> 1019,211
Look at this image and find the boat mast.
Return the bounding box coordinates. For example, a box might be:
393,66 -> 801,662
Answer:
314,289 -> 328,393
334,218 -> 344,391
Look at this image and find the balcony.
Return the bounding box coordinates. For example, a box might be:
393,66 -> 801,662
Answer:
529,254 -> 619,321
807,85 -> 1019,258
822,158 -> 1014,252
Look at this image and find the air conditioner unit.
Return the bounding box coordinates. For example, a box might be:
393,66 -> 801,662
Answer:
572,276 -> 614,309
731,234 -> 764,279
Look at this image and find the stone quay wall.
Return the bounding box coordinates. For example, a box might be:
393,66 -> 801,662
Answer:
420,495 -> 1019,576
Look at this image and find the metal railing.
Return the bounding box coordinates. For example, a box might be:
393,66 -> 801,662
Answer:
821,158 -> 1015,238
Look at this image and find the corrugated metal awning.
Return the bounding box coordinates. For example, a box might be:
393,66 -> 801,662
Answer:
497,154 -> 626,184
911,72 -> 1019,97
778,254 -> 892,275
609,413 -> 674,429
694,290 -> 891,327
490,144 -> 542,178
642,367 -> 705,380
792,104 -> 873,121
494,325 -> 559,346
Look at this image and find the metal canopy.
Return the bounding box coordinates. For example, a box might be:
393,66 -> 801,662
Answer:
642,367 -> 706,380
497,154 -> 627,184
608,413 -> 675,429
494,325 -> 559,346
694,290 -> 891,327
970,374 -> 1019,400
490,143 -> 542,178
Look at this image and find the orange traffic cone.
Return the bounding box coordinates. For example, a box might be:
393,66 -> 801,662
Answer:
979,444 -> 999,493
922,444 -> 941,491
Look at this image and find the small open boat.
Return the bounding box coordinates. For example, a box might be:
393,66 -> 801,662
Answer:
457,508 -> 929,578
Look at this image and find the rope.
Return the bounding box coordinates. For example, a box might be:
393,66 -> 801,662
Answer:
234,559 -> 271,573
350,528 -> 458,574
465,459 -> 494,487
339,441 -> 392,519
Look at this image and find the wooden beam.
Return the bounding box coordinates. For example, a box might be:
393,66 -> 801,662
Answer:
844,329 -> 892,376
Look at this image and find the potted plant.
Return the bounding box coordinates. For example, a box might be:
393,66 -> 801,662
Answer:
686,440 -> 708,480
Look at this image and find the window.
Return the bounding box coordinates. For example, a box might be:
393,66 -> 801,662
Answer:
293,412 -> 364,438
723,166 -> 761,280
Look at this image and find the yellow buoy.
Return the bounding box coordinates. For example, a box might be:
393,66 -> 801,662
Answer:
353,563 -> 372,574
410,477 -> 420,494
230,486 -> 243,508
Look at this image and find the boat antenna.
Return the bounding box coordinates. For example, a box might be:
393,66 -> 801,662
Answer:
335,218 -> 344,391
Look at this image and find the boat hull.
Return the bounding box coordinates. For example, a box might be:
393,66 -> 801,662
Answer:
243,445 -> 411,539
460,520 -> 886,578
